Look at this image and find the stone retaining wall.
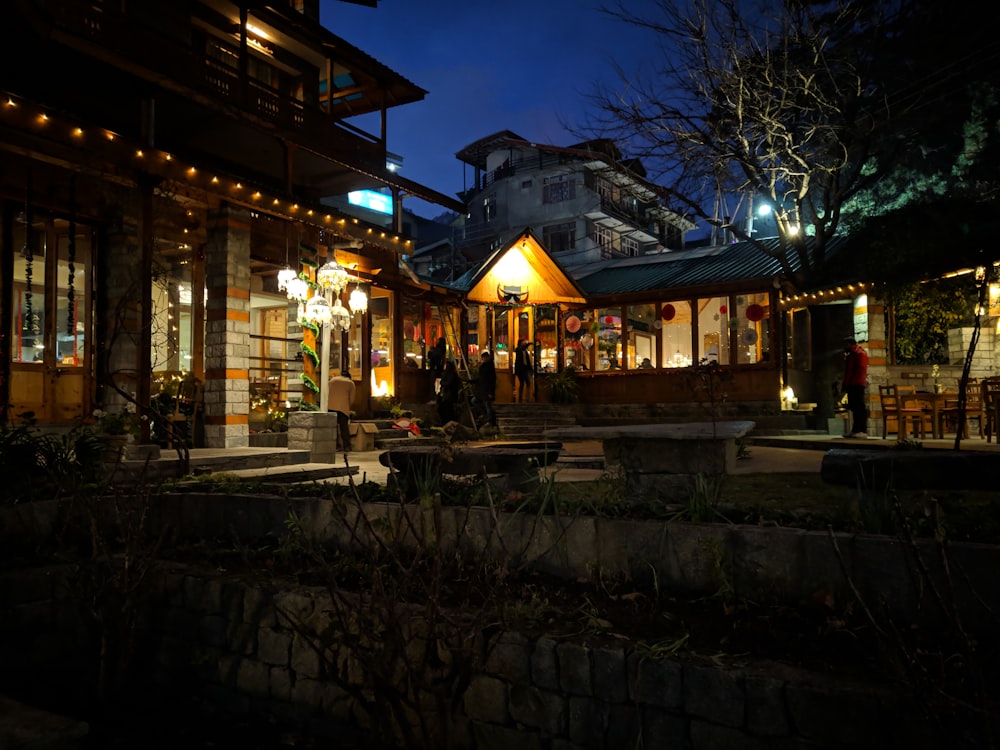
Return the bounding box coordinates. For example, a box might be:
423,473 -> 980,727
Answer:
0,565 -> 933,749
2,496 -> 996,630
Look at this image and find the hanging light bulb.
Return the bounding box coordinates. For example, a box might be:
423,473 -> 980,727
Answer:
331,298 -> 352,332
349,285 -> 368,314
317,259 -> 350,296
305,294 -> 332,325
277,267 -> 297,293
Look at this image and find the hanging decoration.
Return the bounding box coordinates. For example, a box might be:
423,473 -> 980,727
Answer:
22,178 -> 35,337
719,305 -> 728,315
565,315 -> 581,333
580,333 -> 594,350
741,329 -> 759,346
331,298 -> 352,332
317,258 -> 350,296
67,175 -> 76,338
661,304 -> 676,321
746,304 -> 765,322
349,284 -> 368,315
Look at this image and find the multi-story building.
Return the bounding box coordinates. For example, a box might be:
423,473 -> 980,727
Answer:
454,130 -> 696,268
0,0 -> 463,446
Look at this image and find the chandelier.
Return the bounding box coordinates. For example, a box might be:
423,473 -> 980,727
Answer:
304,294 -> 332,325
317,259 -> 350,296
331,298 -> 352,332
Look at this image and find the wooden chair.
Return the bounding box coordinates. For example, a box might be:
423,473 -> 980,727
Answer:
878,384 -> 931,439
166,376 -> 202,448
939,381 -> 983,439
982,377 -> 1000,443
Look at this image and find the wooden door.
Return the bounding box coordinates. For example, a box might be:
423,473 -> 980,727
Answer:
8,215 -> 93,424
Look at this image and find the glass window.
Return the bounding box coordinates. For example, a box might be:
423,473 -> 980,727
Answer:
563,311 -> 590,371
369,290 -> 392,394
11,220 -> 46,364
493,306 -> 510,369
595,225 -> 614,258
660,300 -> 693,368
535,305 -> 558,372
56,227 -> 90,367
468,304 -> 483,361
697,296 -> 731,365
626,304 -> 656,370
401,297 -> 423,370
787,307 -> 811,370
542,175 -> 575,204
542,222 -> 576,253
734,293 -> 771,364
596,307 -> 622,370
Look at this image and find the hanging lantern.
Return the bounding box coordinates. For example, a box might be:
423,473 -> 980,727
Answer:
317,260 -> 350,296
349,285 -> 368,315
277,267 -> 297,293
305,294 -> 332,325
331,298 -> 352,332
661,304 -> 676,321
284,276 -> 308,302
746,304 -> 765,322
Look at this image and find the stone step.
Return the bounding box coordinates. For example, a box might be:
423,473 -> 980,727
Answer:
183,463 -> 359,487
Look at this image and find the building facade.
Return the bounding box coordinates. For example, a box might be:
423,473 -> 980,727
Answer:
0,0 -> 462,446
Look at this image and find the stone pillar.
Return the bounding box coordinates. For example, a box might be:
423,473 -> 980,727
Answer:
203,203 -> 251,448
865,296 -> 888,437
287,411 -> 339,463
102,223 -> 140,408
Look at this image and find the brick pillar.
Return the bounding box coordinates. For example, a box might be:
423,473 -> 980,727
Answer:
865,295 -> 888,437
203,203 -> 251,448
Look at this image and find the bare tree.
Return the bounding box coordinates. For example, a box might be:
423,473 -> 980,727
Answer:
588,0 -> 913,289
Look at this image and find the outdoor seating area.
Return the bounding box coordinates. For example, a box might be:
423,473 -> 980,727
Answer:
878,377 -> 1000,441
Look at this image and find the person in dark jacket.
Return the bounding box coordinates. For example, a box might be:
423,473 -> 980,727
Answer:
426,337 -> 446,400
514,338 -> 533,402
437,360 -> 461,424
475,350 -> 497,427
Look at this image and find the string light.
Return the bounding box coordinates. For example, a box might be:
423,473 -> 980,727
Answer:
0,90 -> 414,249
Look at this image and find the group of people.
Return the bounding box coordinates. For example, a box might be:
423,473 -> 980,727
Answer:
429,336 -> 537,427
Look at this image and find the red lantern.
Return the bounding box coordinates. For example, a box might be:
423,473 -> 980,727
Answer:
605,315 -> 613,324
661,304 -> 676,321
746,304 -> 765,322
719,305 -> 728,315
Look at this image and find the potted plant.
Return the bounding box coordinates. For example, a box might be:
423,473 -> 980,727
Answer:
92,405 -> 140,462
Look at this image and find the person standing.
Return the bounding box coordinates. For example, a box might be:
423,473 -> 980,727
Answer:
427,337 -> 446,399
842,337 -> 869,438
327,369 -> 356,451
513,338 -> 533,402
437,360 -> 461,424
475,350 -> 497,427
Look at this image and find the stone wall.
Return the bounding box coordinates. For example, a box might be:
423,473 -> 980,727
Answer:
0,565 -> 934,749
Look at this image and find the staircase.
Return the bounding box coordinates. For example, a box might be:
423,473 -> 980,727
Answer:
493,403 -> 578,441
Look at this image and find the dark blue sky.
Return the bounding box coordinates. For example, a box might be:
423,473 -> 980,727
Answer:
320,0 -> 657,218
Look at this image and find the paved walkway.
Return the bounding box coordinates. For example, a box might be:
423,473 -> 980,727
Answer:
148,431 -> 1000,489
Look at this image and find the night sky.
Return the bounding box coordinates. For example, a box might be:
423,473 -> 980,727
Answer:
320,0 -> 658,218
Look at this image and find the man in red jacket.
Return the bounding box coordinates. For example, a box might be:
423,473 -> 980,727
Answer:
841,337 -> 869,438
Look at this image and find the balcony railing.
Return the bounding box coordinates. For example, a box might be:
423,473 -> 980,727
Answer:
38,0 -> 385,173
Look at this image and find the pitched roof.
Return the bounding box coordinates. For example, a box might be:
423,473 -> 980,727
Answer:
567,236 -> 847,297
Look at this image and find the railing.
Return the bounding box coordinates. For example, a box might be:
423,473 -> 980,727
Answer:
41,0 -> 385,172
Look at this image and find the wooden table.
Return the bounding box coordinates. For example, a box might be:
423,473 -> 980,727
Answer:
901,391 -> 956,439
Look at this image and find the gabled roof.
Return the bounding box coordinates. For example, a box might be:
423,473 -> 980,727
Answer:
567,236 -> 847,297
452,228 -> 587,305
